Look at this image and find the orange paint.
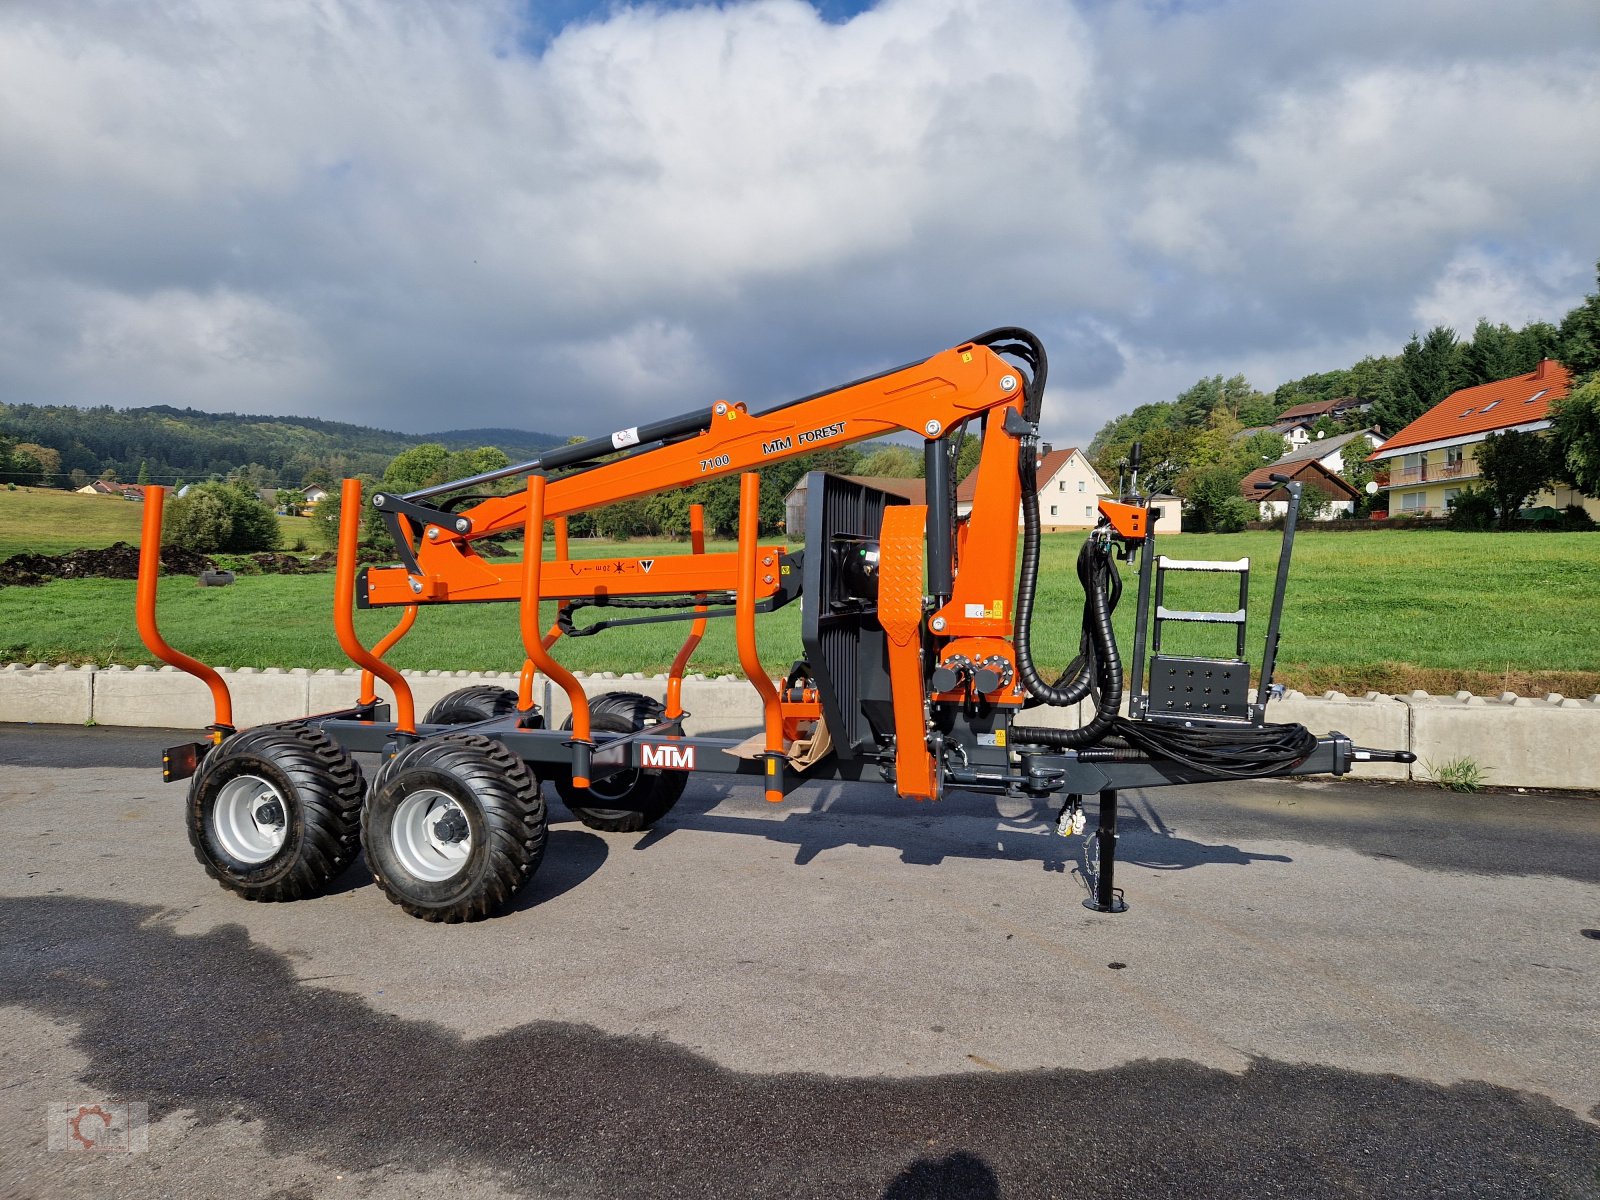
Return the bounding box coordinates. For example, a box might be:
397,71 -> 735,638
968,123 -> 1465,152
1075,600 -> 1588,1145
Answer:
665,504 -> 708,720
877,505 -> 938,801
134,486 -> 234,731
519,477 -> 591,786
734,474 -> 785,802
333,479 -> 415,732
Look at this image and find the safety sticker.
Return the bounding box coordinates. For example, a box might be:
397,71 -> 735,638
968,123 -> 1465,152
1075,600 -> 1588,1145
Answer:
611,427 -> 640,449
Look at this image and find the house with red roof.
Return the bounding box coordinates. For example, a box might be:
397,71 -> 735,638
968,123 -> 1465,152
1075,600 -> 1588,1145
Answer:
1369,360 -> 1596,518
1239,460 -> 1360,520
952,443 -> 1184,532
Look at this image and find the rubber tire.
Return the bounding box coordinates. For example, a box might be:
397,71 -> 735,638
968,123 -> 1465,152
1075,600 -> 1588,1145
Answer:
186,723 -> 366,902
555,691 -> 687,833
363,733 -> 547,922
424,685 -> 521,726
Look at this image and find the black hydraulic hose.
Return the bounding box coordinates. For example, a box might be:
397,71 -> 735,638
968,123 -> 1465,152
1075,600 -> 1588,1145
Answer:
969,326 -> 1123,747
1010,534 -> 1124,749
1014,470 -> 1096,707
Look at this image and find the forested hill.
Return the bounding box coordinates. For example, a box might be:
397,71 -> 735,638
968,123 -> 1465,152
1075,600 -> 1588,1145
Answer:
0,402 -> 568,489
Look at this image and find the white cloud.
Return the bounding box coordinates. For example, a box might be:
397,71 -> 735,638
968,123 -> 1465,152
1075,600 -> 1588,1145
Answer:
0,0 -> 1596,455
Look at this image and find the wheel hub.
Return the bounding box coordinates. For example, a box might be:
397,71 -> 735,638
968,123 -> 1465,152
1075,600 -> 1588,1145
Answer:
212,774 -> 290,864
391,789 -> 473,882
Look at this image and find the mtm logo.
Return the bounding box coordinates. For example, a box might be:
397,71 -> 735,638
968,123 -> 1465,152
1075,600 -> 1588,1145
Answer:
639,743 -> 695,771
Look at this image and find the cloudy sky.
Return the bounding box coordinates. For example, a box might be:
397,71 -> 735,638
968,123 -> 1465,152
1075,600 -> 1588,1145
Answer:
2,0 -> 1597,450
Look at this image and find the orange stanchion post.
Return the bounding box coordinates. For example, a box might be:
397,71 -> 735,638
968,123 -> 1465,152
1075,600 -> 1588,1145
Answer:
520,515 -> 571,712
665,503 -> 708,719
135,485 -> 234,735
360,604 -> 417,706
735,473 -> 785,802
520,477 -> 592,787
333,478 -> 415,733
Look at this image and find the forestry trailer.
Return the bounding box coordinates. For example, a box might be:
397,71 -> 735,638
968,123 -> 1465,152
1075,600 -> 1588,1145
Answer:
136,327 -> 1413,921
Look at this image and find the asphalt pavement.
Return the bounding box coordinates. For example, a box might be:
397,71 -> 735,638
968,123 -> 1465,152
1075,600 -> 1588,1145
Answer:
1,723 -> 1597,1199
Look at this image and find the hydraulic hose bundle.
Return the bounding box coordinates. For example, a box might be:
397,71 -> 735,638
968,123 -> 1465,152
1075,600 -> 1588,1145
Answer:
971,328 -> 1124,749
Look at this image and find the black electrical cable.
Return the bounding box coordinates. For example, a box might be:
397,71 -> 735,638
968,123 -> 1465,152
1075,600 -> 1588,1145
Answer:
1106,718 -> 1318,779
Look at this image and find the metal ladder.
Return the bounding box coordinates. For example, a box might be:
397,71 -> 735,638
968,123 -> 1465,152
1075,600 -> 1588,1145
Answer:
1126,475 -> 1303,728
1144,556 -> 1253,722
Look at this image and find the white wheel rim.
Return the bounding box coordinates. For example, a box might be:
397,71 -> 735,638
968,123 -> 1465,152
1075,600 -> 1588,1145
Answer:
213,774 -> 290,864
391,789 -> 473,882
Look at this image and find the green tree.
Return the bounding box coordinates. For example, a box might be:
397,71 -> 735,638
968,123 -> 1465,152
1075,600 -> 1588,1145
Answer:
137,460 -> 151,485
164,487 -> 234,552
1271,368 -> 1352,414
1550,375 -> 1600,497
15,443 -> 62,485
1180,464 -> 1254,533
1242,429 -> 1289,466
445,446 -> 512,486
310,480 -> 384,552
1297,483 -> 1336,522
1375,327 -> 1462,434
1476,430 -> 1554,529
1339,439 -> 1378,517
855,445 -> 923,477
954,431 -> 983,484
593,498 -> 654,541
382,443 -> 453,493
2,446 -> 44,487
1557,260 -> 1600,377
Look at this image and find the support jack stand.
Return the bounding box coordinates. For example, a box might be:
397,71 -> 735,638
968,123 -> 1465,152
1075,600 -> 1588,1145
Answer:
1083,787 -> 1129,914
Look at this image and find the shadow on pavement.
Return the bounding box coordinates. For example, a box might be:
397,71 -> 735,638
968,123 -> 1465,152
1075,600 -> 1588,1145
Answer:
3,894 -> 1595,1199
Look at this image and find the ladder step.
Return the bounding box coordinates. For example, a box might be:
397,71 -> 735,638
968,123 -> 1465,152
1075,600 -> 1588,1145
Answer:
1157,556 -> 1249,573
1156,606 -> 1247,624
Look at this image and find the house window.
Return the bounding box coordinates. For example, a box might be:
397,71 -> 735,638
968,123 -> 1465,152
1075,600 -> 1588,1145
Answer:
1078,480 -> 1086,492
1444,489 -> 1461,508
1084,505 -> 1093,518
1400,492 -> 1426,511
1480,400 -> 1499,413
1059,481 -> 1066,490
1049,505 -> 1057,516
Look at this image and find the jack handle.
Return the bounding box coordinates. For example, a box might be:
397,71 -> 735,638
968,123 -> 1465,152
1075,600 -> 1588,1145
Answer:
136,486 -> 234,737
520,476 -> 592,788
334,478 -> 415,733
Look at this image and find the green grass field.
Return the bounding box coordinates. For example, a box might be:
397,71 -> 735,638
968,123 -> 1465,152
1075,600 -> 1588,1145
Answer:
1,511 -> 1597,695
0,486 -> 315,558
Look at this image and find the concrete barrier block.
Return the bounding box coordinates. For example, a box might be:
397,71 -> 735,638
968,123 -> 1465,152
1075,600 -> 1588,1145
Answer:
0,663 -> 95,725
1266,690 -> 1411,780
220,667 -> 311,726
1406,695 -> 1599,791
92,665 -> 218,729
304,670 -> 491,720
